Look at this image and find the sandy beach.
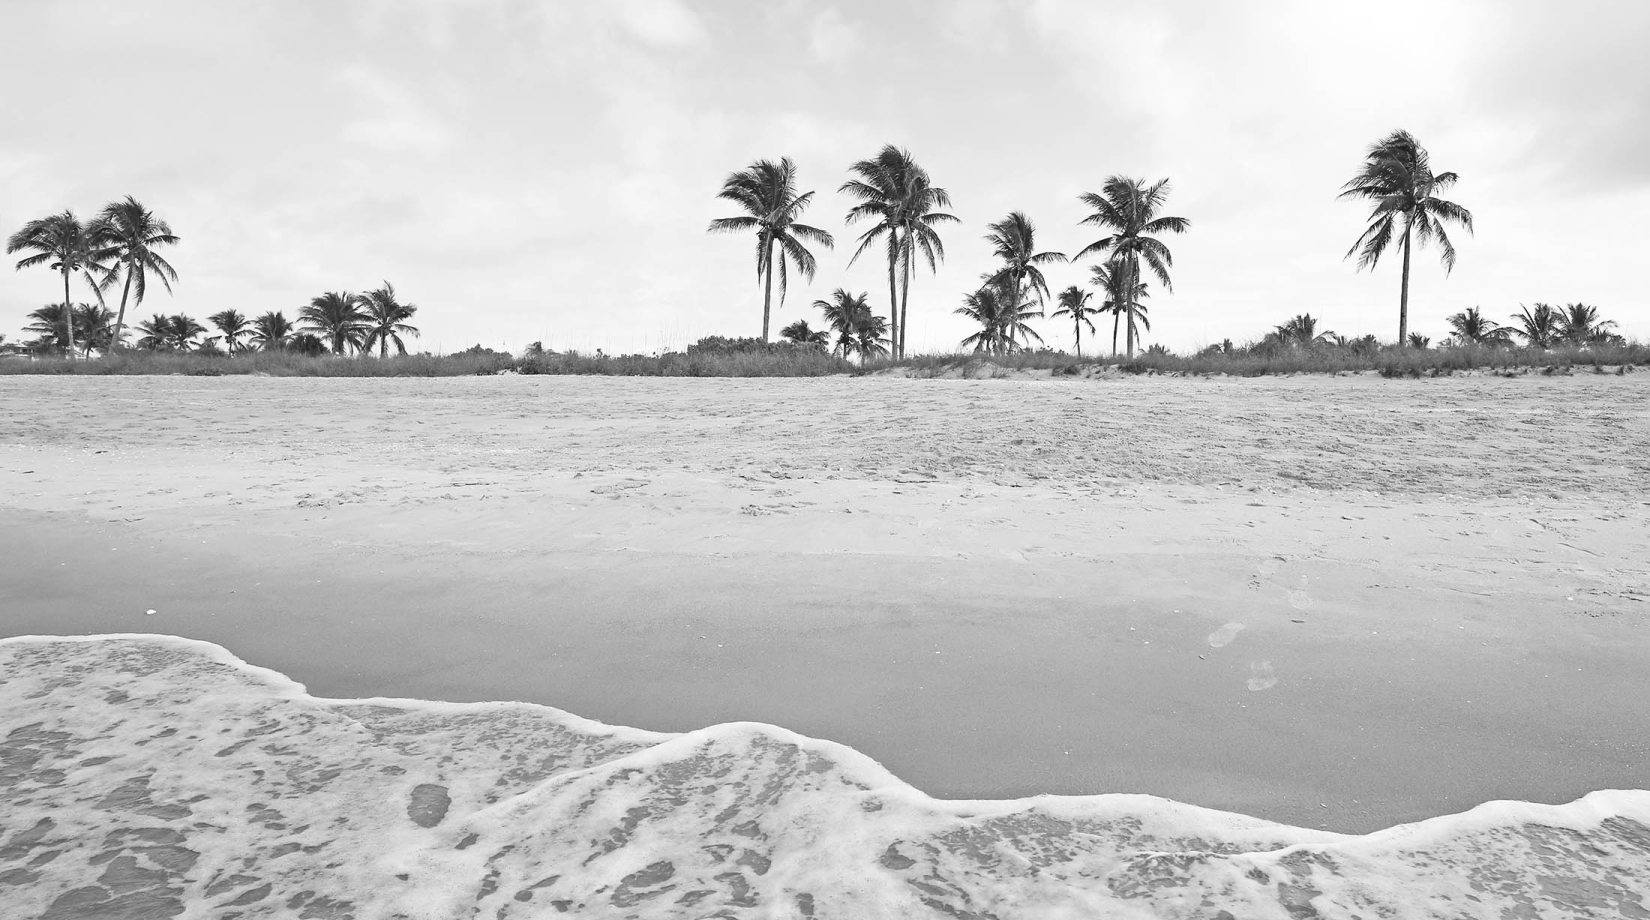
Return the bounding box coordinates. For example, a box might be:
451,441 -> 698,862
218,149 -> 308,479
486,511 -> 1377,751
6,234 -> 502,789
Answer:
3,372 -> 1647,834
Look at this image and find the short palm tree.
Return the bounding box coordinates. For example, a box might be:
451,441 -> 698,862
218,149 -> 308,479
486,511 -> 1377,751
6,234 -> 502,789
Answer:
984,211 -> 1066,309
1340,130 -> 1473,346
1089,261 -> 1150,358
841,145 -> 958,358
813,289 -> 886,361
1446,307 -> 1510,346
1075,177 -> 1188,358
1274,313 -> 1336,347
97,197 -> 180,353
247,311 -> 294,351
707,157 -> 834,343
1557,303 -> 1620,346
208,310 -> 250,356
779,319 -> 830,349
956,277 -> 1043,356
1508,303 -> 1562,348
24,304 -> 109,355
359,282 -> 421,357
7,211 -> 113,357
1408,333 -> 1431,349
1050,285 -> 1100,357
299,292 -> 367,355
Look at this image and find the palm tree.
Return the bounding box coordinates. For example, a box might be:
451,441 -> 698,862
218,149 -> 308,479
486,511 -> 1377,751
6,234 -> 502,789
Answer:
1446,307 -> 1510,346
1089,261 -> 1150,358
956,277 -> 1043,356
1508,303 -> 1562,348
23,304 -> 108,355
247,311 -> 294,351
1408,333 -> 1431,349
96,197 -> 180,353
1274,313 -> 1336,347
1050,285 -> 1100,357
1556,303 -> 1620,346
208,310 -> 250,356
813,289 -> 884,361
708,157 -> 835,343
984,211 -> 1066,310
7,211 -> 113,357
841,145 -> 958,358
779,319 -> 830,349
1075,177 -> 1188,358
299,292 -> 367,355
1340,130 -> 1473,346
359,282 -> 421,357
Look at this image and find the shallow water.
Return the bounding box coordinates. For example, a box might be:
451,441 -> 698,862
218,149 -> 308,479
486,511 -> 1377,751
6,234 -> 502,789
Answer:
4,634 -> 1648,919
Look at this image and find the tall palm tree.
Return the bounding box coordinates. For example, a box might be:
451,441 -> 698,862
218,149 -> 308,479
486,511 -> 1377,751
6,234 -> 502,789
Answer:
707,157 -> 834,343
956,277 -> 1044,356
1274,313 -> 1336,347
1089,261 -> 1150,358
1556,303 -> 1619,345
813,289 -> 885,361
1340,130 -> 1473,346
97,197 -> 180,353
984,211 -> 1066,309
1445,307 -> 1510,346
359,282 -> 421,357
1075,177 -> 1188,358
247,311 -> 294,352
1509,303 -> 1562,348
1050,285 -> 1100,357
299,292 -> 367,355
841,145 -> 958,358
7,211 -> 112,357
208,310 -> 250,356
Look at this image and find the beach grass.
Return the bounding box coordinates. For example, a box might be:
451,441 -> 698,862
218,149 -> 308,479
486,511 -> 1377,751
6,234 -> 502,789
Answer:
2,341 -> 1645,378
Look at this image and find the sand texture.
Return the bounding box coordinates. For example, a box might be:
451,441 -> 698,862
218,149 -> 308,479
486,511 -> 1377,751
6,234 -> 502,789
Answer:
2,373 -> 1648,837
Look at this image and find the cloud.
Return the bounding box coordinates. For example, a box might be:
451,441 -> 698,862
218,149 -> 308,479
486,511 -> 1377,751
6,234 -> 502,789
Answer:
336,67 -> 452,154
809,9 -> 858,64
610,0 -> 707,48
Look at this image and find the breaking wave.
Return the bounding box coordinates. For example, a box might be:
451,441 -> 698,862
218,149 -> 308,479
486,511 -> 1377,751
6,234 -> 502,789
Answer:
3,634 -> 1647,919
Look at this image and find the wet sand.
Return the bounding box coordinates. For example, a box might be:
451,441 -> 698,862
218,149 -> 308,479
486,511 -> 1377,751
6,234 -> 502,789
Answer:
2,372 -> 1647,833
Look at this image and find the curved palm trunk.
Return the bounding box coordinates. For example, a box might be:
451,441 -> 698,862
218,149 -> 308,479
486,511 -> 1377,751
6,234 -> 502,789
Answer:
898,248 -> 912,359
61,267 -> 77,357
1398,224 -> 1413,346
1074,321 -> 1082,358
110,270 -> 134,354
1111,312 -> 1120,358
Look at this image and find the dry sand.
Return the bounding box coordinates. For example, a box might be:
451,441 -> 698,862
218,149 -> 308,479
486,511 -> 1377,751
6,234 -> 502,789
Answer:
2,372 -> 1647,833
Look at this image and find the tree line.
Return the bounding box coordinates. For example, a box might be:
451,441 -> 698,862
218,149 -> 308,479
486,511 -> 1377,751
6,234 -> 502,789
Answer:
710,130 -> 1500,358
6,197 -> 421,358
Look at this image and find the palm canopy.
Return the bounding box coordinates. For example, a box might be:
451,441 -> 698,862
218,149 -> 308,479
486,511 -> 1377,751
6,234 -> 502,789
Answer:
1274,313 -> 1336,347
984,211 -> 1066,307
7,211 -> 113,356
1556,303 -> 1619,345
708,157 -> 834,342
26,303 -> 114,356
97,197 -> 180,352
1340,129 -> 1473,343
956,276 -> 1044,356
779,319 -> 830,349
812,288 -> 887,361
841,145 -> 958,358
247,311 -> 294,351
299,292 -> 367,355
1050,285 -> 1099,357
1509,303 -> 1562,348
135,313 -> 207,351
1076,176 -> 1189,289
359,282 -> 421,358
209,310 -> 250,355
1446,307 -> 1510,346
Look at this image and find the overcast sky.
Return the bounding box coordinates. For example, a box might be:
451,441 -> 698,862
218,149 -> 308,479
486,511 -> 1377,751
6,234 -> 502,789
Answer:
4,0 -> 1646,354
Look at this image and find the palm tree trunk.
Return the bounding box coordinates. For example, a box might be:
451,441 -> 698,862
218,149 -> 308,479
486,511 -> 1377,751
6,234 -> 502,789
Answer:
899,247 -> 912,359
1111,311 -> 1119,358
1075,321 -> 1082,358
1398,224 -> 1413,346
1125,258 -> 1138,359
61,268 -> 77,357
886,243 -> 901,359
761,238 -> 775,343
108,270 -> 134,354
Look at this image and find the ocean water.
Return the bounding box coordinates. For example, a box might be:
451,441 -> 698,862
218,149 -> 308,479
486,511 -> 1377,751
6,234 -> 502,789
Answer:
2,635 -> 1647,919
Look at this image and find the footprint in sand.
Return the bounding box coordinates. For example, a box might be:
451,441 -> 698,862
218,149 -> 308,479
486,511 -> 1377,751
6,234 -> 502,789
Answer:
1206,621 -> 1245,648
1247,661 -> 1278,691
1288,575 -> 1313,611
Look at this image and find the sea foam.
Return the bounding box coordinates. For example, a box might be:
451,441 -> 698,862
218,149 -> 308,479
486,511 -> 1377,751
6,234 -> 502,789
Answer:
2,634 -> 1647,919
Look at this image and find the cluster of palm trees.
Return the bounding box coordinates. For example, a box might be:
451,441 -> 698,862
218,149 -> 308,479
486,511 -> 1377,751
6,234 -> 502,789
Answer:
709,146 -> 1189,359
6,197 -> 180,355
1444,303 -> 1623,348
